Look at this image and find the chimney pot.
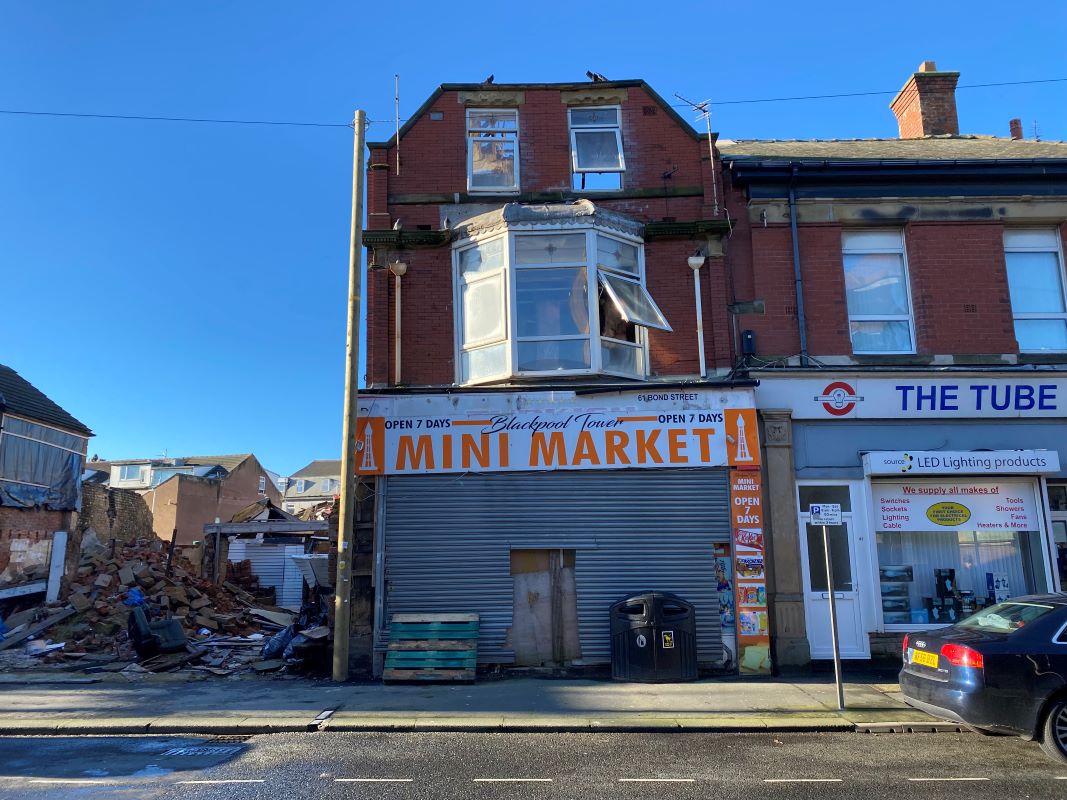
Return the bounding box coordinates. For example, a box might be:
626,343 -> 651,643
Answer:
890,60 -> 960,139
1009,118 -> 1024,140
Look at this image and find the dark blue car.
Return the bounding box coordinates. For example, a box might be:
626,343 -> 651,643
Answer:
899,594 -> 1067,764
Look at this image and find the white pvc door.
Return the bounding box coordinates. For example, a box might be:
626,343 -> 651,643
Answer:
798,483 -> 871,659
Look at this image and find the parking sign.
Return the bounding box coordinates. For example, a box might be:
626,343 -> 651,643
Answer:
810,503 -> 842,525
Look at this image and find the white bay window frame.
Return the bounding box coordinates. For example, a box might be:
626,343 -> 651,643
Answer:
453,225 -> 668,384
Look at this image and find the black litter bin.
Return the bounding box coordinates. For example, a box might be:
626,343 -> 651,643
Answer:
609,591 -> 697,682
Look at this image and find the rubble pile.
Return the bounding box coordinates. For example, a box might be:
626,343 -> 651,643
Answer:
0,535 -> 317,676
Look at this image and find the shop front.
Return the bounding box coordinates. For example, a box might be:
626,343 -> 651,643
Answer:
354,387 -> 766,675
756,373 -> 1067,662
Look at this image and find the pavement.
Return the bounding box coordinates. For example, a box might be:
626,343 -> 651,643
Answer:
0,670 -> 946,736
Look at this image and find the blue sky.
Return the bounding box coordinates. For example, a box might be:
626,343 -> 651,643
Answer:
2,2 -> 1065,476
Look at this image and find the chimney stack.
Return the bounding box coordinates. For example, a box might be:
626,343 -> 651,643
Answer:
890,60 -> 960,139
1009,118 -> 1024,140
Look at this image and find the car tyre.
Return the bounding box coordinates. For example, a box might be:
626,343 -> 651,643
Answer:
1039,698 -> 1067,764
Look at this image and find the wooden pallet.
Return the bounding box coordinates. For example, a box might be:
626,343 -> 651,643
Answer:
384,613 -> 479,683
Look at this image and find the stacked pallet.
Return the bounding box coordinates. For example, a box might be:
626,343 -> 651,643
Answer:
384,613 -> 479,682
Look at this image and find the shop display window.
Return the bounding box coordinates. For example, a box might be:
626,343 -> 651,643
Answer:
1050,483 -> 1067,587
877,529 -> 1049,626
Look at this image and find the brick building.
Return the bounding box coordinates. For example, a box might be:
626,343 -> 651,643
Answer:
357,79 -> 766,675
723,62 -> 1067,665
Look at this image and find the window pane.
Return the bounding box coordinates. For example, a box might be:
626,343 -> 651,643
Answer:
806,524 -> 853,591
843,253 -> 909,316
850,320 -> 912,352
877,529 -> 1047,625
570,108 -> 619,127
1049,484 -> 1067,511
599,272 -> 671,331
574,130 -> 623,171
462,342 -> 507,382
515,234 -> 586,265
468,110 -> 517,131
1015,319 -> 1067,351
842,230 -> 902,251
601,339 -> 642,376
799,485 -> 852,513
573,172 -> 622,191
515,267 -> 589,337
599,284 -> 637,342
517,339 -> 590,371
462,273 -> 504,345
470,137 -> 516,189
1004,229 -> 1059,249
597,235 -> 638,274
459,238 -> 505,276
1006,252 -> 1066,313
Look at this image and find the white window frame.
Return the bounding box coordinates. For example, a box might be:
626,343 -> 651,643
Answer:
568,106 -> 625,192
453,226 -> 664,385
258,476 -> 266,496
466,108 -> 520,194
842,229 -> 916,355
119,464 -> 143,482
297,478 -> 307,493
1004,228 -> 1067,353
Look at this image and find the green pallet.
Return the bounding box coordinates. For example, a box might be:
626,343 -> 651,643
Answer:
385,614 -> 479,683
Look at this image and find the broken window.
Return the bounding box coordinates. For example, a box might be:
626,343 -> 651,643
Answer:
569,106 -> 624,191
467,109 -> 519,192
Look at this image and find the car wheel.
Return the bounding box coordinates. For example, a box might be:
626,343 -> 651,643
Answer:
1039,698 -> 1067,764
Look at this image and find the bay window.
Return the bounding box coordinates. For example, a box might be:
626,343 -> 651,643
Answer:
454,209 -> 669,384
842,230 -> 915,354
1004,229 -> 1067,352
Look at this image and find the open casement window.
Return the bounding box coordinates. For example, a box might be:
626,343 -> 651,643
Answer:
842,230 -> 915,354
467,109 -> 519,193
454,223 -> 668,384
569,107 -> 624,191
1004,229 -> 1067,352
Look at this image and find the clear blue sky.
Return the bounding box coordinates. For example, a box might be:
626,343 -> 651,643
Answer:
2,2 -> 1064,476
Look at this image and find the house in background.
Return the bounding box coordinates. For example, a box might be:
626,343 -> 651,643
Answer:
281,460 -> 341,514
102,454 -> 280,545
0,363 -> 92,600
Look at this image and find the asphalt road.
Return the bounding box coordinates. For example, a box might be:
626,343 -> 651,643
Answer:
0,731 -> 1065,799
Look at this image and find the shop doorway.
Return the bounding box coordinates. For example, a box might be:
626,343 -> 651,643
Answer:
797,483 -> 871,659
509,549 -> 582,666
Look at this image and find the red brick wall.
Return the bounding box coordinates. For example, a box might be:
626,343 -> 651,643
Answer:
365,84 -> 728,386
907,222 -> 1016,353
0,506 -> 64,577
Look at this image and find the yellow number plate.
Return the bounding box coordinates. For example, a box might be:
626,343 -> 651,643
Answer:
912,649 -> 939,668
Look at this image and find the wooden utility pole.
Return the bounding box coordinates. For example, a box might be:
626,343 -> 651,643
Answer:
333,109 -> 367,682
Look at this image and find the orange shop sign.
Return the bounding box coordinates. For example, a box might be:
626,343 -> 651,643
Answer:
353,393 -> 758,476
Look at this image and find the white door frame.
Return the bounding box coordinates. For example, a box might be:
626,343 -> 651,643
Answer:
796,479 -> 872,659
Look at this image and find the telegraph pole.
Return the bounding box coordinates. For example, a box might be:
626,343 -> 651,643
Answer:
333,109 -> 367,682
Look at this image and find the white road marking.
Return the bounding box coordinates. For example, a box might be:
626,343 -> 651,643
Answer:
619,778 -> 696,782
907,777 -> 989,782
474,778 -> 553,782
176,779 -> 267,784
335,778 -> 414,783
764,778 -> 843,783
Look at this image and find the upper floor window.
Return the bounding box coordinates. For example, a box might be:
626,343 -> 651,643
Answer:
119,464 -> 142,481
467,109 -> 519,193
569,107 -> 624,191
258,476 -> 266,496
1004,229 -> 1067,352
842,230 -> 915,354
296,478 -> 307,493
454,204 -> 670,385
277,476 -> 288,492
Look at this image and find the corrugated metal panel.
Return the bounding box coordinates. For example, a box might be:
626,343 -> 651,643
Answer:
227,540 -> 305,610
382,469 -> 729,665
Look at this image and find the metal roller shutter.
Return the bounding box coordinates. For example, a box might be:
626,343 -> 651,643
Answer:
381,468 -> 729,665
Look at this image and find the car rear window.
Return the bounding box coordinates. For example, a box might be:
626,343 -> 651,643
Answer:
958,601 -> 1057,634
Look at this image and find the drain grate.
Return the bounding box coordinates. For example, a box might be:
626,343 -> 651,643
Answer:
206,735 -> 254,744
857,722 -> 968,734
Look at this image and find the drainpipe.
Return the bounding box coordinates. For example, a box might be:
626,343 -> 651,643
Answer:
688,254 -> 707,377
389,261 -> 407,383
788,165 -> 809,365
